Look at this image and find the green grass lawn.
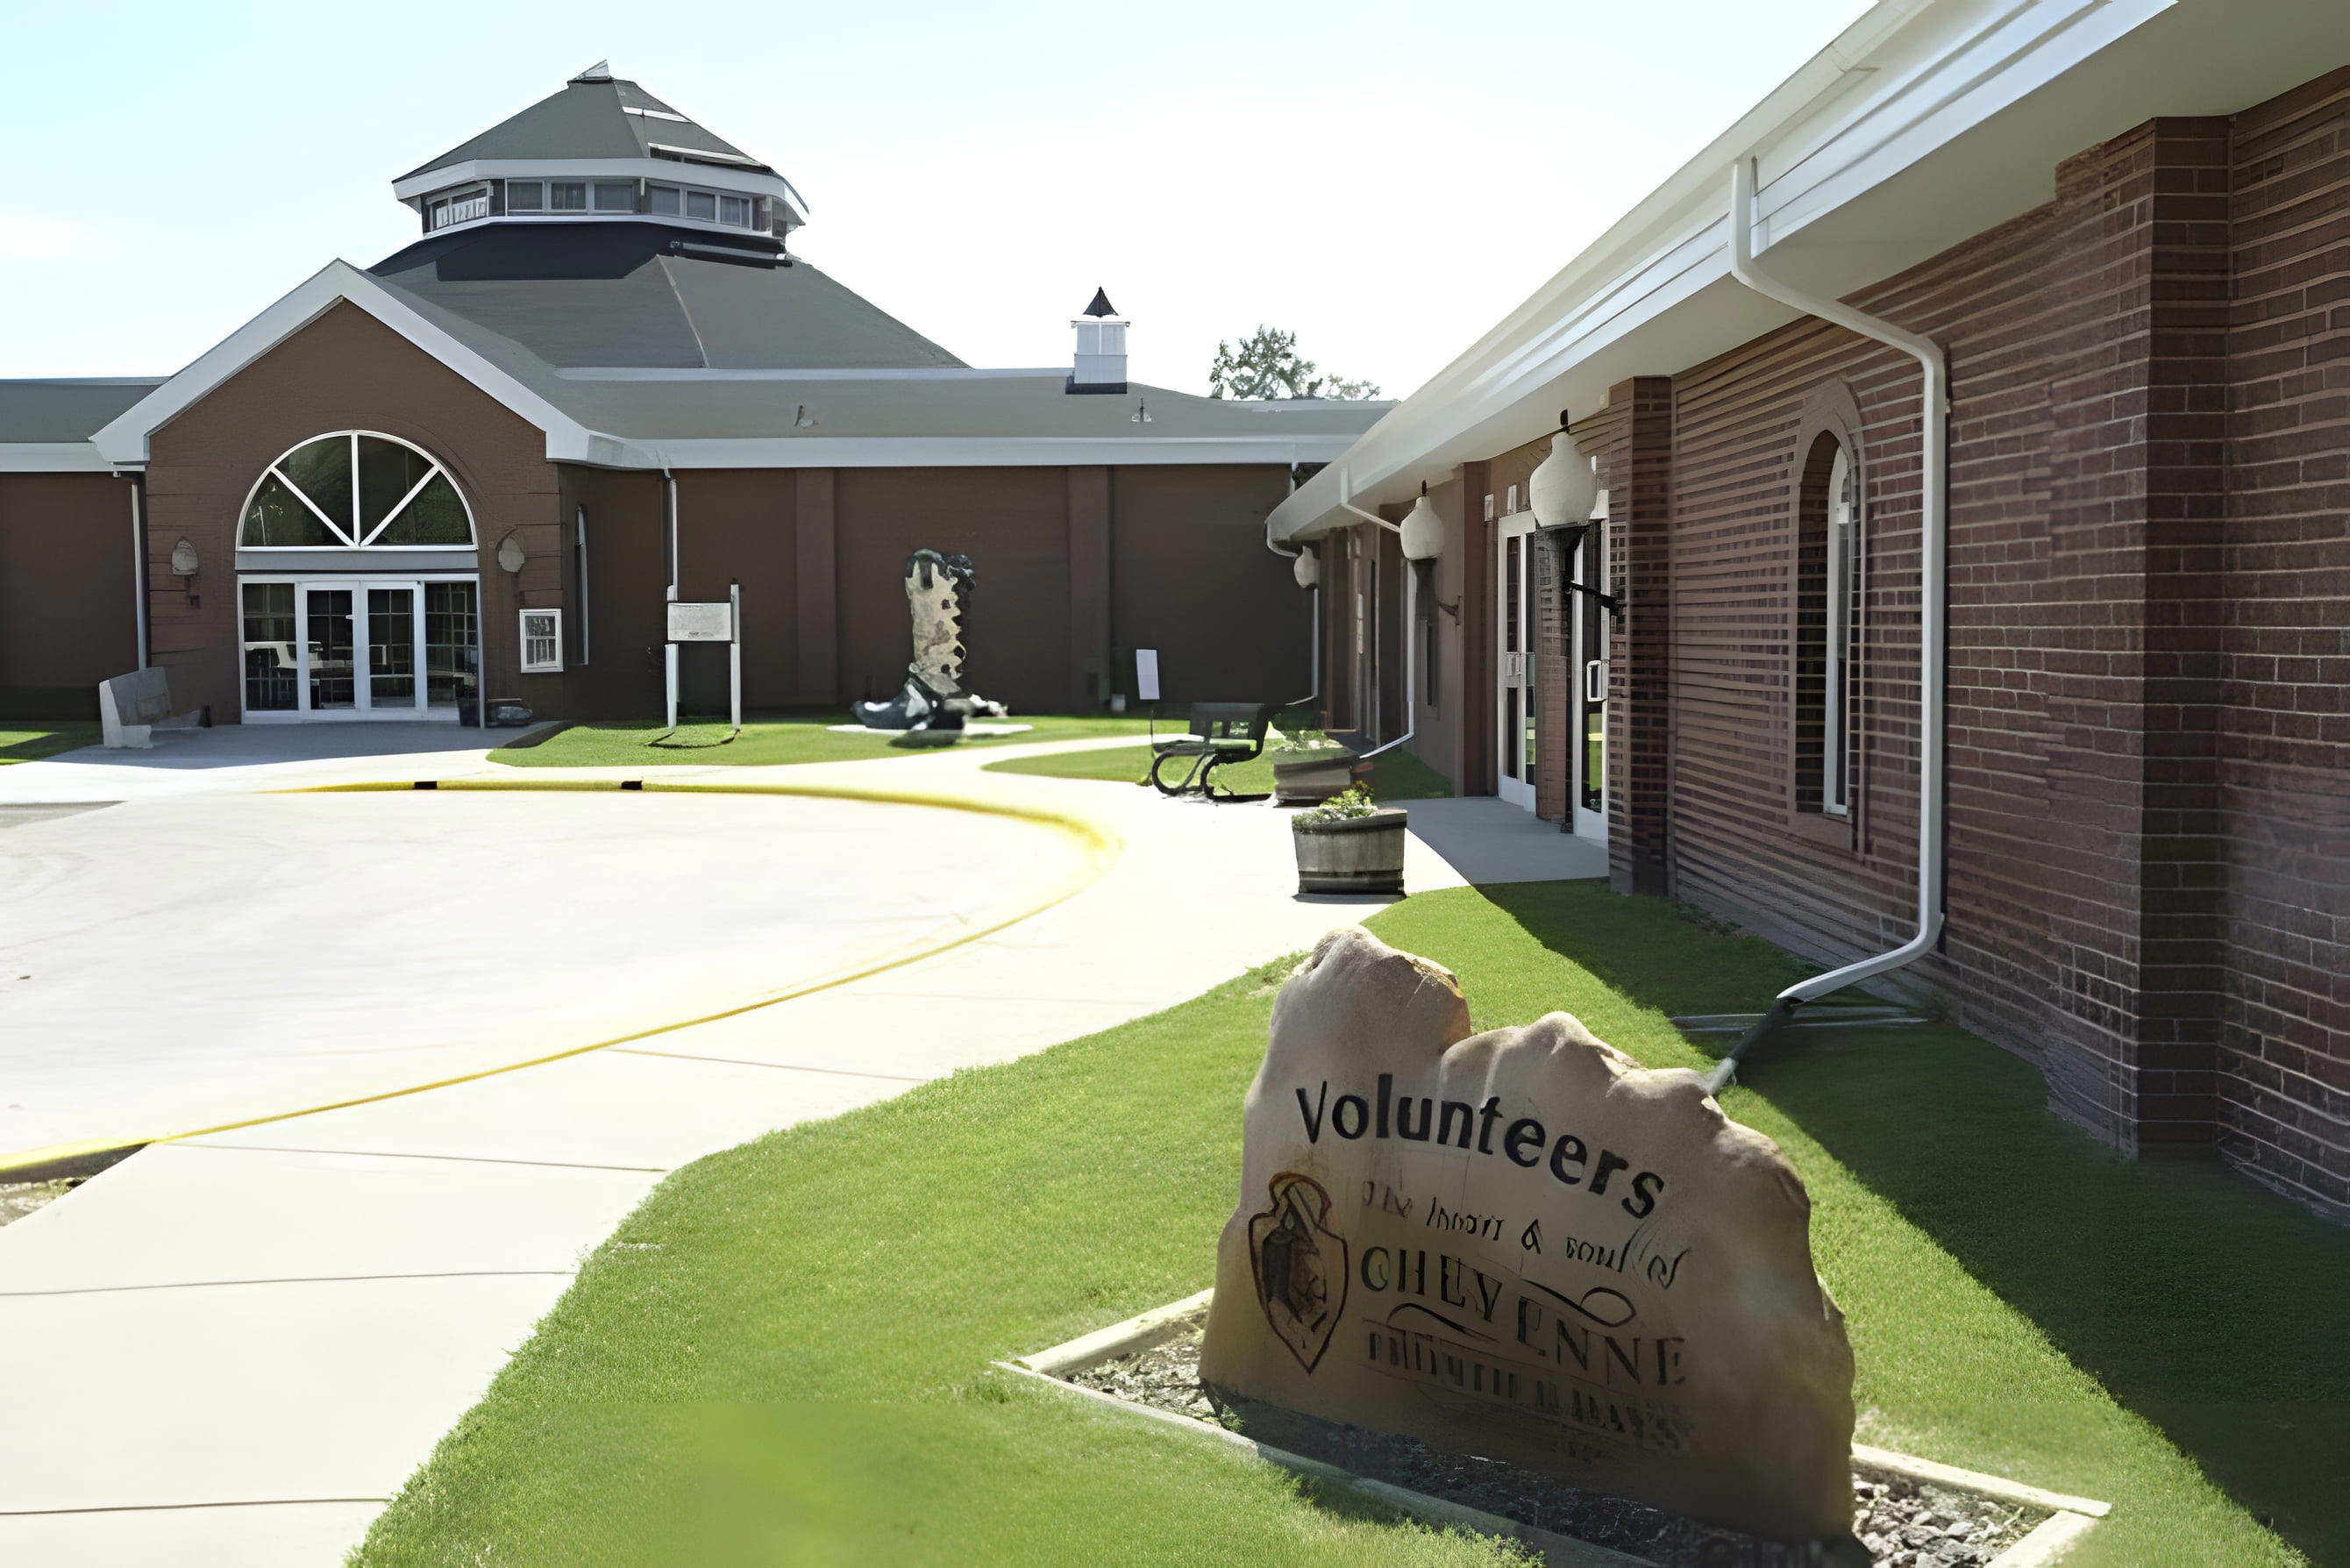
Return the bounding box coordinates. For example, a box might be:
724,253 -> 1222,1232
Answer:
488,710 -> 1159,768
984,739 -> 1455,802
0,720 -> 100,764
352,884 -> 2346,1568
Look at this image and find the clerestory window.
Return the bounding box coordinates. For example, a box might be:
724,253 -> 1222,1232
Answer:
239,433 -> 475,550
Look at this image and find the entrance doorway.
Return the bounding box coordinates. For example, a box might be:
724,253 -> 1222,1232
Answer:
1569,524 -> 1608,844
1496,511 -> 1537,809
1494,516 -> 1608,841
239,576 -> 480,722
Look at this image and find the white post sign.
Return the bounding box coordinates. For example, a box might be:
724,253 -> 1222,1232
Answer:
665,585 -> 743,732
1135,647 -> 1161,703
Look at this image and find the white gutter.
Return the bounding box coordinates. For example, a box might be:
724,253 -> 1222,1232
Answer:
1704,155 -> 1948,1089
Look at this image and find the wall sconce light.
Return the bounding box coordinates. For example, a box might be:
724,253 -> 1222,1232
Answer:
168,537 -> 200,604
794,403 -> 816,429
1129,398 -> 1152,424
1292,545 -> 1319,589
1399,487 -> 1460,622
497,534 -> 527,574
1528,414 -> 1619,617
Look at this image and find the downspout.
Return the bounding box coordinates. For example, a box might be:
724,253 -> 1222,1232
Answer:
662,462 -> 680,732
1704,156 -> 1948,1093
1264,499 -> 1321,710
1333,469 -> 1416,761
126,473 -> 150,670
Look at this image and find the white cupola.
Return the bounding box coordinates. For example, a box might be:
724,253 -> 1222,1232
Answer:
1067,288 -> 1129,395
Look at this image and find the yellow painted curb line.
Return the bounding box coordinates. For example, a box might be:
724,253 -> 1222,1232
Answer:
0,777 -> 1122,1178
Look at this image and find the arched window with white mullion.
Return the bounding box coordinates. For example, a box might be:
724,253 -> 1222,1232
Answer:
239,431 -> 474,549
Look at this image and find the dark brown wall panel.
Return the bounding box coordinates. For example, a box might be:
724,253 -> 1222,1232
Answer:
0,473 -> 136,716
1108,466 -> 1306,709
835,466 -> 1070,714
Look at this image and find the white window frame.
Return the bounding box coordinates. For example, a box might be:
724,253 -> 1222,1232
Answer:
505,179 -> 544,211
236,431 -> 476,552
1822,445 -> 1857,818
519,608 -> 565,674
427,184 -> 490,230
592,180 -> 637,212
547,180 -> 588,211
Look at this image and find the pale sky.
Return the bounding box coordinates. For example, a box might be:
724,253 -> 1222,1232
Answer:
2,0 -> 1875,397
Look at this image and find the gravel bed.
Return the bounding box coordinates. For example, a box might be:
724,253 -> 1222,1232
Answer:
0,1178 -> 80,1228
1068,1325 -> 2040,1567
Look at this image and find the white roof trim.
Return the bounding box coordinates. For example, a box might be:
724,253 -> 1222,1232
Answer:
1267,0 -> 2188,541
0,442 -> 112,474
89,261 -> 605,467
640,435 -> 1365,470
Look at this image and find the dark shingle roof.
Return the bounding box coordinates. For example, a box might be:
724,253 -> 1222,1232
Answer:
370,223 -> 965,370
400,76 -> 764,182
0,380 -> 164,443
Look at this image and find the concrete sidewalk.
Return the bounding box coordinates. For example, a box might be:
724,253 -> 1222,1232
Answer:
0,732 -> 1601,1566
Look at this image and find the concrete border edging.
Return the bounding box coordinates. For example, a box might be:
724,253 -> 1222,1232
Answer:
0,775 -> 1123,1177
1008,1291 -> 2112,1568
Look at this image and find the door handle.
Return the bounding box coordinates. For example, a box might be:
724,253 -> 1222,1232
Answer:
1584,660 -> 1607,703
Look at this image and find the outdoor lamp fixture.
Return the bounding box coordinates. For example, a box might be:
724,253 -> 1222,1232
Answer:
1527,416 -> 1617,616
1129,398 -> 1152,424
1399,486 -> 1458,622
169,538 -> 200,604
1292,544 -> 1319,589
496,533 -> 527,574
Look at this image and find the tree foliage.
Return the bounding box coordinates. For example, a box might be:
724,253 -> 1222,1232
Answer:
1207,326 -> 1382,401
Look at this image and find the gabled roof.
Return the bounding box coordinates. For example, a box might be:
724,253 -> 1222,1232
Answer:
368,223 -> 965,371
0,380 -> 165,444
77,260 -> 1386,473
400,75 -> 766,182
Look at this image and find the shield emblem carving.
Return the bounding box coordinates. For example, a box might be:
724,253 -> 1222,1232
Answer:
1247,1172 -> 1348,1372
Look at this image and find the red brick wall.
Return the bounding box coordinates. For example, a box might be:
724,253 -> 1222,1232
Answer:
1551,74 -> 2350,1215
2216,68 -> 2350,1213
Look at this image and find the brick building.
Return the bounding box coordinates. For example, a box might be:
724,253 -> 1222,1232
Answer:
0,67 -> 1382,725
1271,0 -> 2349,1217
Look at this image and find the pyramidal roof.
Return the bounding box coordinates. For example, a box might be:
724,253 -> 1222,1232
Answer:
400,70 -> 769,181
1081,288 -> 1119,319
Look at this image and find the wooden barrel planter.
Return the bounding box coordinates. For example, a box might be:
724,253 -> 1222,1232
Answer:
1271,749 -> 1365,806
1292,808 -> 1408,895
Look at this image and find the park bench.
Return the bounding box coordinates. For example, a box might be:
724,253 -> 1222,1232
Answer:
97,666 -> 206,749
1148,701 -> 1274,802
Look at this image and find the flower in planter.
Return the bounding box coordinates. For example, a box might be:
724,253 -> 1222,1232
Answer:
1292,783 -> 1378,828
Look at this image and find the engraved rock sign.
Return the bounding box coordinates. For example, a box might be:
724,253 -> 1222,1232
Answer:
1199,927 -> 1856,1545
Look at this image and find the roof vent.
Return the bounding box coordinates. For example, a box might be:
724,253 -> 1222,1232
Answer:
571,60 -> 613,82
1067,288 -> 1128,396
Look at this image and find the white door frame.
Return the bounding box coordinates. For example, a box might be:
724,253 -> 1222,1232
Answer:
1495,511 -> 1536,811
239,574 -> 478,723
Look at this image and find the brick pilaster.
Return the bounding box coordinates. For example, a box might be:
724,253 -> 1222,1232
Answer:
2038,118 -> 2233,1151
1599,378 -> 1674,896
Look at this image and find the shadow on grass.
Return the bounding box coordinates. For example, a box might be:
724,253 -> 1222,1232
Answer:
1476,880 -> 2350,1568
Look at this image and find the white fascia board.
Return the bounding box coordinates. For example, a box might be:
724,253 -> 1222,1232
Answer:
0,442 -> 112,474
0,441 -> 114,472
644,435 -> 1366,469
89,261 -> 607,467
394,159 -> 801,214
1267,0 -> 2173,542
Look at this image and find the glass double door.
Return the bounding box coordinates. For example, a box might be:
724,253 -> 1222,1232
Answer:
240,577 -> 479,721
1493,518 -> 1607,840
